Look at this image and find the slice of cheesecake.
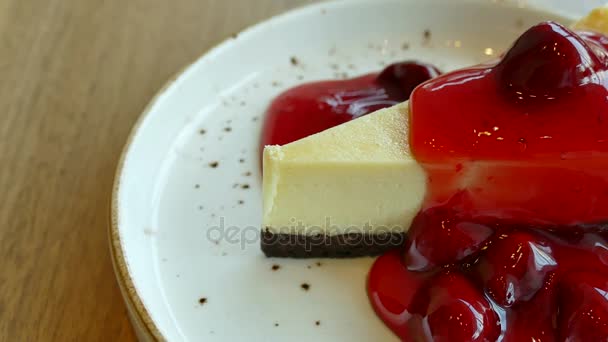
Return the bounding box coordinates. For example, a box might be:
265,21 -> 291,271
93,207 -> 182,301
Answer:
262,102 -> 427,257
261,8 -> 608,258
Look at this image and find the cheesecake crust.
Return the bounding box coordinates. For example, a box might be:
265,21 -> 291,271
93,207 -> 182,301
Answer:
261,229 -> 406,258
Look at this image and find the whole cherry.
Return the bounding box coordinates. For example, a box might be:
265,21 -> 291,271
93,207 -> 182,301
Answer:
404,202 -> 494,272
376,61 -> 441,101
477,231 -> 556,307
408,271 -> 501,342
496,22 -> 606,103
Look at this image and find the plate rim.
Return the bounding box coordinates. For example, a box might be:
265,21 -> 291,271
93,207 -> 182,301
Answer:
108,1 -> 571,340
109,1 -> 342,339
109,65 -> 185,341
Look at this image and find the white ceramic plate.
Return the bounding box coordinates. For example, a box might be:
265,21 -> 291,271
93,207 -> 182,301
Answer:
111,1 -> 579,341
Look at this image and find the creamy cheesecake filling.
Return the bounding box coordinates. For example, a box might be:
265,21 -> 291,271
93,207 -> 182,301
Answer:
262,102 -> 426,236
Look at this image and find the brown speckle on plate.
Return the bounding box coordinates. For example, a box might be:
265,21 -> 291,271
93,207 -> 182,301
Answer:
195,184 -> 200,189
316,261 -> 322,267
239,158 -> 245,163
224,127 -> 232,132
290,56 -> 299,66
252,116 -> 259,122
238,200 -> 245,205
424,29 -> 431,40
199,297 -> 207,305
315,321 -> 321,326
243,171 -> 252,176
272,264 -> 281,271
209,161 -> 219,168
301,283 -> 310,291
274,323 -> 279,327
241,184 -> 250,189
272,81 -> 281,87
402,42 -> 410,50
199,129 -> 206,135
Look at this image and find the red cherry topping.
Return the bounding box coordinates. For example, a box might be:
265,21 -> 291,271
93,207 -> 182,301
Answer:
408,271 -> 501,342
504,271 -> 559,341
367,250 -> 426,340
410,21 -> 608,225
558,271 -> 608,341
376,61 -> 440,102
477,231 -> 557,306
261,61 -> 440,147
496,22 -> 607,103
405,198 -> 494,271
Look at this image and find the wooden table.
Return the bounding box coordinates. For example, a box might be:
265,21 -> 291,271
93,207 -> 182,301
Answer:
0,1 -> 313,340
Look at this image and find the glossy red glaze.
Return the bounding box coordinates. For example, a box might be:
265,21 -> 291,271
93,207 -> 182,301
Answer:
558,271 -> 608,340
261,61 -> 440,147
370,22 -> 608,341
367,249 -> 426,340
409,22 -> 608,225
404,193 -> 494,272
408,271 -> 501,342
369,225 -> 608,341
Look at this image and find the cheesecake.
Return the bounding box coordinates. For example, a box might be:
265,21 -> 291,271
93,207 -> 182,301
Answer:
259,5 -> 608,341
262,102 -> 426,257
261,8 -> 608,259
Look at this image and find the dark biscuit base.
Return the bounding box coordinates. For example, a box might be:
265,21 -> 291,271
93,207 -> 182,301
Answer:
261,229 -> 406,258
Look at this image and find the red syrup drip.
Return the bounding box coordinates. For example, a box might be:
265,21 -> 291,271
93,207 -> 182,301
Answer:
369,22 -> 608,341
261,61 -> 440,147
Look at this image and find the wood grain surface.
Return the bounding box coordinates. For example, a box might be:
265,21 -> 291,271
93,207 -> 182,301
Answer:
0,0 -> 314,340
